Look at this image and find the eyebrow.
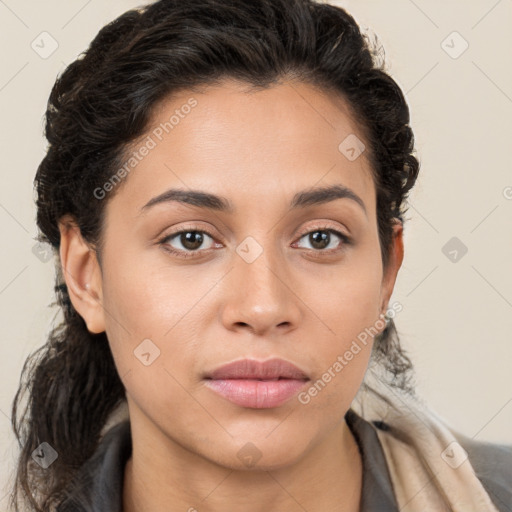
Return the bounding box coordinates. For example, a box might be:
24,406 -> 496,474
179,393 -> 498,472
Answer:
140,184 -> 367,216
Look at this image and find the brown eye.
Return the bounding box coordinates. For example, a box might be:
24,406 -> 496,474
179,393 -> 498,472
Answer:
295,228 -> 349,252
177,231 -> 206,251
308,230 -> 331,250
160,229 -> 217,258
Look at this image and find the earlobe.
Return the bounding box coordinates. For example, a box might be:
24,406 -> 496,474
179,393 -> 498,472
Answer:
58,215 -> 106,334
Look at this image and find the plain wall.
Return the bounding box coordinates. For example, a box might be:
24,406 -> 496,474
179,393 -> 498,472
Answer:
1,0 -> 511,509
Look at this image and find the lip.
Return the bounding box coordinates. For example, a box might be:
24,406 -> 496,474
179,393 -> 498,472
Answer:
203,358 -> 310,409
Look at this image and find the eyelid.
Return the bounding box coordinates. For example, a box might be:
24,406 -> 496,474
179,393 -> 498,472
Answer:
159,221 -> 352,258
161,222 -> 219,239
294,221 -> 350,240
161,221 -> 349,243
159,223 -> 220,247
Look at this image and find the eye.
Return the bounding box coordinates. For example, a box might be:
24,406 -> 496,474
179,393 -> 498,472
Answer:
293,226 -> 350,254
159,224 -> 351,259
159,228 -> 218,259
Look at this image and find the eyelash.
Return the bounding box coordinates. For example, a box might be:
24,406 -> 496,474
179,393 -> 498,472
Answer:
159,224 -> 351,259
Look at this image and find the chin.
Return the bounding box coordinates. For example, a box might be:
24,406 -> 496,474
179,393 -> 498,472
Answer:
204,430 -> 314,472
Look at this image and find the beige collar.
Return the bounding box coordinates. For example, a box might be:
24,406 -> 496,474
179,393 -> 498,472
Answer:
352,367 -> 499,512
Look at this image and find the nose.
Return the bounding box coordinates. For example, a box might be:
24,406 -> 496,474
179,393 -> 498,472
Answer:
220,239 -> 302,337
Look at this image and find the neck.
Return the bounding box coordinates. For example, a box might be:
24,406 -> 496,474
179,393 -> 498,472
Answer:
123,414 -> 363,512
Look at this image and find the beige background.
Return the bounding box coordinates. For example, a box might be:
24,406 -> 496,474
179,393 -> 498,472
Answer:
1,0 -> 511,509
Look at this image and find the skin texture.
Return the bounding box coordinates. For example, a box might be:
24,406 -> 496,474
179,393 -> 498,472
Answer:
58,79 -> 404,512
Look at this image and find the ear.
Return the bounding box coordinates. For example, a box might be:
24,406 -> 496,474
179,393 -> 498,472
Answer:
58,215 -> 106,334
379,220 -> 404,315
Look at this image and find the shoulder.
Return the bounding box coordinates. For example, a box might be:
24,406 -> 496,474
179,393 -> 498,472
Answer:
57,420 -> 132,512
452,430 -> 512,512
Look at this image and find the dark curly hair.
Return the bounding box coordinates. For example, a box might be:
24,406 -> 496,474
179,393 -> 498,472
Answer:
10,0 -> 420,510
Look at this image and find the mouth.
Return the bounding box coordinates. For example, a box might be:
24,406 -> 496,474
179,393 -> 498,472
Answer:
203,358 -> 310,409
204,357 -> 309,380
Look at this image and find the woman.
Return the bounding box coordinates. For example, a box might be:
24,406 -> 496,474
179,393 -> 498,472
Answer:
10,0 -> 511,511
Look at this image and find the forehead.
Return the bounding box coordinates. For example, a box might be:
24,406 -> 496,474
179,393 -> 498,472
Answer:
105,79 -> 375,220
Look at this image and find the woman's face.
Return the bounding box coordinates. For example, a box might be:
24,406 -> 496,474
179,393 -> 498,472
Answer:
62,79 -> 403,470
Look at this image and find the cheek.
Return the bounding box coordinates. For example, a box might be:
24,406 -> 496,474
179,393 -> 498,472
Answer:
299,287 -> 381,419
314,250 -> 383,342
302,249 -> 384,398
101,244 -> 203,338
99,249 -> 216,385
99,260 -> 206,427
